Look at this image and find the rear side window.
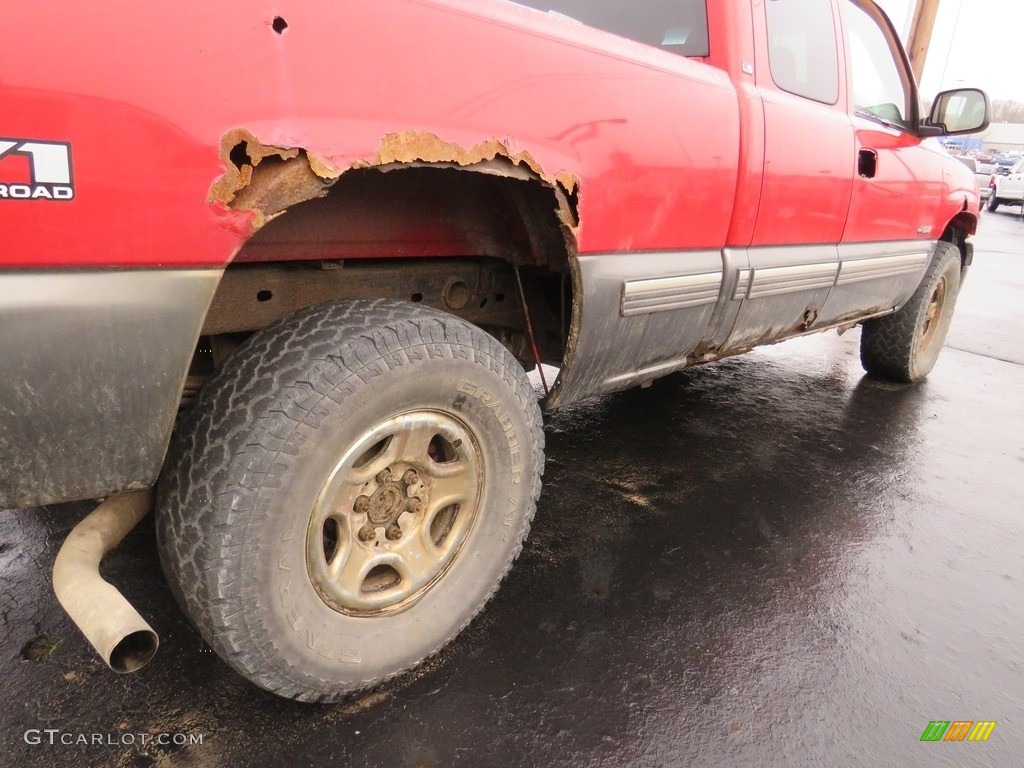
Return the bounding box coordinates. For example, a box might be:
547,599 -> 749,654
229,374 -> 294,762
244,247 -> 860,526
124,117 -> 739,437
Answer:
764,0 -> 840,104
509,0 -> 710,57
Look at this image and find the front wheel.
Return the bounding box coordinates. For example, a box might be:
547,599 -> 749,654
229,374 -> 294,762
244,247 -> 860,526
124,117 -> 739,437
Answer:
157,299 -> 544,702
859,242 -> 961,383
987,193 -> 1000,212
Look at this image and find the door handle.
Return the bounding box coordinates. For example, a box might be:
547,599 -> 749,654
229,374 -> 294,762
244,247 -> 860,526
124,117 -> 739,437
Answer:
858,149 -> 878,179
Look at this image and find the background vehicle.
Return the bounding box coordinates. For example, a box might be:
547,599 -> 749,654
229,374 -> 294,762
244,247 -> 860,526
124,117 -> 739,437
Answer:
955,156 -> 993,200
0,0 -> 988,701
993,155 -> 1018,176
987,159 -> 1024,211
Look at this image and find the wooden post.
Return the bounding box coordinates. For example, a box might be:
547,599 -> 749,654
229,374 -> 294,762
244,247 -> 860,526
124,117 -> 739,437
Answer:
906,0 -> 941,83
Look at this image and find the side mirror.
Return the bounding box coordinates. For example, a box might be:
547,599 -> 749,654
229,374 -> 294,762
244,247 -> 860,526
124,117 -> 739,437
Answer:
922,88 -> 991,136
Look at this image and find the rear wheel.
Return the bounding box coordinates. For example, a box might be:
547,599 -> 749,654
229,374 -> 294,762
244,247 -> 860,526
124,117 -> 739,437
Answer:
157,299 -> 544,702
859,242 -> 961,383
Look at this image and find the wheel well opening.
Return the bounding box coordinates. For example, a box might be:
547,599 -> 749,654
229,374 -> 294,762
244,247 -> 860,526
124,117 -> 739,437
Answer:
192,163 -> 576,403
234,163 -> 573,271
940,214 -> 974,268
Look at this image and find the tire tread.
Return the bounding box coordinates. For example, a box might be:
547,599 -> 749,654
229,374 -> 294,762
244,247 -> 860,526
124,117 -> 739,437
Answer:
157,299 -> 544,702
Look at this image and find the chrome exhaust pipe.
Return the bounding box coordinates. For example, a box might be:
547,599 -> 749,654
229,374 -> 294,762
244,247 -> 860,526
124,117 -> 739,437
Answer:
52,490 -> 159,673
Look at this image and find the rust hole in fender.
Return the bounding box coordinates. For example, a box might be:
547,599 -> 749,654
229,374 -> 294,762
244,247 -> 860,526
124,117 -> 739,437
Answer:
208,128 -> 581,242
272,16 -> 288,34
229,142 -> 252,169
798,305 -> 820,332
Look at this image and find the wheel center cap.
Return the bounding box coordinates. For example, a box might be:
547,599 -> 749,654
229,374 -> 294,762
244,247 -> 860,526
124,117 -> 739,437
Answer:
366,484 -> 404,524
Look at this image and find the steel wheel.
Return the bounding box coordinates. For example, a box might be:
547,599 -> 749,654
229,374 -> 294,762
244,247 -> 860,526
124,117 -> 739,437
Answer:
916,275 -> 947,357
306,410 -> 482,615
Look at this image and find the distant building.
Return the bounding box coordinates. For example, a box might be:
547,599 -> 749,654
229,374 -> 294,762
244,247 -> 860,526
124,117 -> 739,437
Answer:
942,136 -> 984,153
978,123 -> 1024,155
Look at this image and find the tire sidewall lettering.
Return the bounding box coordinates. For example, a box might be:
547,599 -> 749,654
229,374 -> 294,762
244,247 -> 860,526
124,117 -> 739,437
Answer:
455,379 -> 523,485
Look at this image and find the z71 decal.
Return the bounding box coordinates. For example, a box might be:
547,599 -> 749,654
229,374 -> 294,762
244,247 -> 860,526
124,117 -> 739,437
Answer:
0,139 -> 74,200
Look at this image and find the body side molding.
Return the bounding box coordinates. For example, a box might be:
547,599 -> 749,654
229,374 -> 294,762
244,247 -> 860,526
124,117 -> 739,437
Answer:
621,272 -> 722,316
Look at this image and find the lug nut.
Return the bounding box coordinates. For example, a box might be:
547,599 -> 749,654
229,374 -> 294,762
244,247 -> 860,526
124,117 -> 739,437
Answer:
402,469 -> 419,485
376,469 -> 393,484
354,495 -> 370,515
358,525 -> 377,542
385,525 -> 403,541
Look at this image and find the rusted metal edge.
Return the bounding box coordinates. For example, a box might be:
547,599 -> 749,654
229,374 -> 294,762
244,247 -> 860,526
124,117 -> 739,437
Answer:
207,127 -> 585,410
207,128 -> 581,237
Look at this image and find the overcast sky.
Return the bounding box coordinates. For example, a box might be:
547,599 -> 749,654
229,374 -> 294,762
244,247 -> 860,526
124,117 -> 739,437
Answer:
875,0 -> 1024,101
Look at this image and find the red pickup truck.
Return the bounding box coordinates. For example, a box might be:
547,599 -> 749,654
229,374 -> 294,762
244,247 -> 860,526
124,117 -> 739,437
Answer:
1,0 -> 988,701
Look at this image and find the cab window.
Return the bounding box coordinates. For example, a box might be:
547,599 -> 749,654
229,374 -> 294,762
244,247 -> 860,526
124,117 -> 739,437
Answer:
764,0 -> 840,104
509,0 -> 710,57
845,1 -> 914,129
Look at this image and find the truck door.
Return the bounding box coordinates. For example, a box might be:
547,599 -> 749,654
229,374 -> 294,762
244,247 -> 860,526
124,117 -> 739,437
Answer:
819,0 -> 939,325
724,0 -> 855,349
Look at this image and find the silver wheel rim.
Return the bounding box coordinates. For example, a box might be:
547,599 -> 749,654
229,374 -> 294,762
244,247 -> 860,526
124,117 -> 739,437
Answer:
305,410 -> 483,616
918,274 -> 948,356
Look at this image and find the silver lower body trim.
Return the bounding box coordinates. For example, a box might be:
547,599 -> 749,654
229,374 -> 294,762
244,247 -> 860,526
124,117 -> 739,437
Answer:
0,269 -> 221,507
546,250 -> 724,408
547,240 -> 938,409
835,252 -> 929,286
819,240 -> 934,325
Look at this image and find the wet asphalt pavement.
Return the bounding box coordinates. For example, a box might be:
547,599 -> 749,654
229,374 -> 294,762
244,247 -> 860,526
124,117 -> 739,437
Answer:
2,211 -> 1023,768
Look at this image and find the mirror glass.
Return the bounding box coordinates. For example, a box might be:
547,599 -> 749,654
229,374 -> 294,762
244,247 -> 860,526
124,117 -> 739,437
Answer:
931,89 -> 989,134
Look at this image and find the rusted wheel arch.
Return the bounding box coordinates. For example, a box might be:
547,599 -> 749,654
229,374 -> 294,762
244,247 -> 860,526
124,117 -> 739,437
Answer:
210,128 -> 580,271
199,130 -> 583,375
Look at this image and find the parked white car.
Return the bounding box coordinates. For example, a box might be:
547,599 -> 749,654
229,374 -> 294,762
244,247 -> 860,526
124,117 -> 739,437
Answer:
987,159 -> 1024,211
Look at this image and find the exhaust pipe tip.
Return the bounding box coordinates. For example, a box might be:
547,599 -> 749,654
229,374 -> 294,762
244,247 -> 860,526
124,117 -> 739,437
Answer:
52,491 -> 161,675
109,629 -> 159,674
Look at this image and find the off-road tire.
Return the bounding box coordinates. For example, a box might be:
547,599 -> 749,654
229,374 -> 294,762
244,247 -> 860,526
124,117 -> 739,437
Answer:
156,299 -> 544,702
859,242 -> 961,383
